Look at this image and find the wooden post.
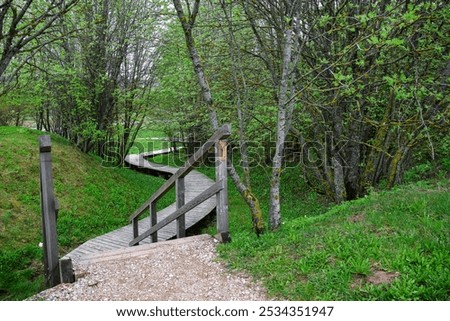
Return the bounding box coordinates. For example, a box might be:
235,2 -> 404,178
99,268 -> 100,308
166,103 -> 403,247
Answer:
150,202 -> 158,243
39,135 -> 61,287
215,139 -> 230,243
59,258 -> 75,283
176,177 -> 186,238
132,218 -> 139,246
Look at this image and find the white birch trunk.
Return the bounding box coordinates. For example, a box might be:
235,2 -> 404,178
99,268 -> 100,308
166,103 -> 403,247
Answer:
269,27 -> 294,230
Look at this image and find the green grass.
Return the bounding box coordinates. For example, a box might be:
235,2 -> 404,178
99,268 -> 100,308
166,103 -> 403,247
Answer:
150,150 -> 448,299
128,128 -> 169,154
0,126 -> 169,300
194,145 -> 449,301
217,179 -> 450,300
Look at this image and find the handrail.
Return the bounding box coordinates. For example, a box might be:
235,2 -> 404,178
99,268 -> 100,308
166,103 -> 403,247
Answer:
130,180 -> 225,246
129,124 -> 231,246
129,124 -> 231,221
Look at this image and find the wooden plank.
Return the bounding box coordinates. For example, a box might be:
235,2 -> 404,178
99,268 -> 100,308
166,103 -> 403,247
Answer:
95,236 -> 130,248
132,217 -> 139,244
141,148 -> 175,158
124,154 -> 177,175
86,238 -> 123,250
39,136 -> 52,152
130,180 -> 224,246
80,241 -> 115,252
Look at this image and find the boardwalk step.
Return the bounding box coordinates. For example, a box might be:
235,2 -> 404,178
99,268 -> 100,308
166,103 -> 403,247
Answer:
76,234 -> 214,266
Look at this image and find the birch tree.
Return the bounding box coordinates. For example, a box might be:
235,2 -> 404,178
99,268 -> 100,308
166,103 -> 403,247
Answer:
240,0 -> 304,229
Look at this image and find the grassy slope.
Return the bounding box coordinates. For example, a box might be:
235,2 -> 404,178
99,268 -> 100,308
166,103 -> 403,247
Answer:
0,126 -> 167,300
218,178 -> 450,300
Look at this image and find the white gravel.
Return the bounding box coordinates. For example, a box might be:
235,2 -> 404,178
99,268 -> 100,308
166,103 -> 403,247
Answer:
28,235 -> 268,301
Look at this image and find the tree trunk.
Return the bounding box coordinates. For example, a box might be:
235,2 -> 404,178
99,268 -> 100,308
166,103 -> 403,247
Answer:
387,145 -> 411,189
220,0 -> 265,234
332,156 -> 346,203
172,0 -> 265,235
268,27 -> 293,230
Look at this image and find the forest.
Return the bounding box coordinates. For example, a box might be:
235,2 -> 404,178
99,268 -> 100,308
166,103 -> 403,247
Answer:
1,0 -> 448,231
0,0 -> 449,300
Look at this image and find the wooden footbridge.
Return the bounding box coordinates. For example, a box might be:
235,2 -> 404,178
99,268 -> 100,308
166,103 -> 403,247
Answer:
39,125 -> 231,285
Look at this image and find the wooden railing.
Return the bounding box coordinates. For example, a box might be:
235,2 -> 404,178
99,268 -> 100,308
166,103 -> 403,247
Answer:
129,124 -> 231,246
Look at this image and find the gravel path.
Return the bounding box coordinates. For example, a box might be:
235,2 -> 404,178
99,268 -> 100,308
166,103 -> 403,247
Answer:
29,235 -> 268,301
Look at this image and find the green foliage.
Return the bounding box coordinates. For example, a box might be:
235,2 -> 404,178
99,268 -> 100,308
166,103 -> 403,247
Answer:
1,0 -> 170,161
289,0 -> 450,200
437,136 -> 450,173
0,245 -> 44,301
0,126 -> 168,300
0,75 -> 42,126
0,0 -> 78,82
149,21 -> 210,143
128,128 -> 168,154
151,2 -> 279,152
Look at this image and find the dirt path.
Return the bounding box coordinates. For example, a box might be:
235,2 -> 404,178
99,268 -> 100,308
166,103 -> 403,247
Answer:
29,235 -> 268,301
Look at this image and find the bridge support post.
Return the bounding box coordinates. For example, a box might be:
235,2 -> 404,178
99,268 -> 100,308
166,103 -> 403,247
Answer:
176,177 -> 186,238
215,138 -> 230,243
150,202 -> 158,243
132,217 -> 139,246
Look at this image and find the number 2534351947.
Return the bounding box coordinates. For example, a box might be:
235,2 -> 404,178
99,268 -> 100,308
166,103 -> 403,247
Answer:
258,306 -> 334,317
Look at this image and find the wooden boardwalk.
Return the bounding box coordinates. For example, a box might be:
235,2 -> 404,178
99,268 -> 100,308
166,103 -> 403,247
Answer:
63,149 -> 216,265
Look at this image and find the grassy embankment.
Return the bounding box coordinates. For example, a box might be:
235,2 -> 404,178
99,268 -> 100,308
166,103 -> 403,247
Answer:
0,126 -> 170,300
219,179 -> 449,300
